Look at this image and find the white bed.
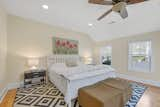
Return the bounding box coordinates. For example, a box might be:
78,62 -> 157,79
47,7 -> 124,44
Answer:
47,55 -> 116,107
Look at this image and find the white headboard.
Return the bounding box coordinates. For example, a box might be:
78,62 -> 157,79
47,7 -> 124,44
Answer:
47,55 -> 81,67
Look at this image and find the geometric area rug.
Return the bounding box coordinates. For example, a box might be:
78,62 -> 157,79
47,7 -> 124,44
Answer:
14,82 -> 146,107
14,82 -> 70,107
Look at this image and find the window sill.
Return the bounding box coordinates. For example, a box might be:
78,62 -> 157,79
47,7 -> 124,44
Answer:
128,69 -> 152,73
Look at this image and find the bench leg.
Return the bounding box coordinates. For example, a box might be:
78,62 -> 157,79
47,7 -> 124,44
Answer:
74,99 -> 78,107
73,99 -> 82,107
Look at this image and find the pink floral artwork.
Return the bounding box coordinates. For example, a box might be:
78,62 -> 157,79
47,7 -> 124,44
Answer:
53,37 -> 78,54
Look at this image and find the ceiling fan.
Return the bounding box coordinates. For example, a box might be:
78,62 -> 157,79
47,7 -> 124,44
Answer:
89,0 -> 148,21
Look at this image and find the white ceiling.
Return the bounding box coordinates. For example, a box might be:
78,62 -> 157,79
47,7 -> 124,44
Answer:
0,0 -> 160,41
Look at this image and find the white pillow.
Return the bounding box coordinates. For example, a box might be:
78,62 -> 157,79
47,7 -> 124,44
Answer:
65,59 -> 77,67
53,63 -> 66,68
48,63 -> 67,74
49,63 -> 66,71
77,61 -> 85,66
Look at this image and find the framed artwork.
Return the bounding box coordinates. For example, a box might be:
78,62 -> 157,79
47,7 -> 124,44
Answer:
52,37 -> 79,54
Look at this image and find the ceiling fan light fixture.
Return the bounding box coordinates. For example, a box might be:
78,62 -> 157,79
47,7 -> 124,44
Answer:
88,23 -> 93,26
42,4 -> 49,10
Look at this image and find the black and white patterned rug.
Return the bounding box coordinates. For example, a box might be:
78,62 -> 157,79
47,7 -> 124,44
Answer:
14,82 -> 146,107
125,83 -> 147,107
14,83 -> 70,107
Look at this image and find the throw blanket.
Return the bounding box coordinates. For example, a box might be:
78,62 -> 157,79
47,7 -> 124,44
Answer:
78,78 -> 132,107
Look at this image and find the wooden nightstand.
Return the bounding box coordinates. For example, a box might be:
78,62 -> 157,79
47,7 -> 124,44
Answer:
24,69 -> 46,88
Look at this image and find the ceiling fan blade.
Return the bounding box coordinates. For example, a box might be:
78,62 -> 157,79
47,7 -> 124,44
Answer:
97,8 -> 112,21
120,7 -> 128,19
128,0 -> 147,4
89,0 -> 113,5
100,0 -> 114,5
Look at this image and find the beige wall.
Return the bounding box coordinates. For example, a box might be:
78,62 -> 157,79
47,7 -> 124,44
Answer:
4,14 -> 160,86
0,7 -> 7,92
95,31 -> 160,82
7,15 -> 94,83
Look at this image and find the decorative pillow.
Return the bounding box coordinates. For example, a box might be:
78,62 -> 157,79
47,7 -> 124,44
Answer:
77,61 -> 85,66
49,63 -> 66,70
65,59 -> 77,67
48,63 -> 67,73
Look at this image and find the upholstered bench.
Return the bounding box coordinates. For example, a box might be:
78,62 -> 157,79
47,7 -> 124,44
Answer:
101,78 -> 132,103
78,78 -> 132,107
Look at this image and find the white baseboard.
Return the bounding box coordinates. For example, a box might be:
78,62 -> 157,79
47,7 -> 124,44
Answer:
116,73 -> 160,87
7,81 -> 23,90
0,81 -> 23,103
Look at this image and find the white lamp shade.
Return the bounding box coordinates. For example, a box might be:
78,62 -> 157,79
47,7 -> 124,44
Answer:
83,57 -> 93,64
27,58 -> 39,69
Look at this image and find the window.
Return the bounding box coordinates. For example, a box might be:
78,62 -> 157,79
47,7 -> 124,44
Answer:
100,46 -> 112,65
128,40 -> 152,72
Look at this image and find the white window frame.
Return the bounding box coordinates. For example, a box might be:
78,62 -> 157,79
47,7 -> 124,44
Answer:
100,46 -> 112,65
128,40 -> 152,72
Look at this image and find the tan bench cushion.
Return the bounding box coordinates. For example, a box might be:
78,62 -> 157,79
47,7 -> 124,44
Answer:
78,78 -> 132,107
101,78 -> 132,103
78,83 -> 124,107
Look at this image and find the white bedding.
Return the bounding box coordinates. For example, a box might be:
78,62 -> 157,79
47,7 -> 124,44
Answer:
48,64 -> 116,106
49,64 -> 115,80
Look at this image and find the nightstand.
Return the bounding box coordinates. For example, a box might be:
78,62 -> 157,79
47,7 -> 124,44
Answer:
24,69 -> 46,88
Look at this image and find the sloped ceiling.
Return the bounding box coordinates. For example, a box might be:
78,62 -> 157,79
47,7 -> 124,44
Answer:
0,0 -> 160,41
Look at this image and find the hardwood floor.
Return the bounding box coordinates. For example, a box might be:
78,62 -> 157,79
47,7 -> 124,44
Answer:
0,89 -> 17,107
136,86 -> 160,107
0,82 -> 160,107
